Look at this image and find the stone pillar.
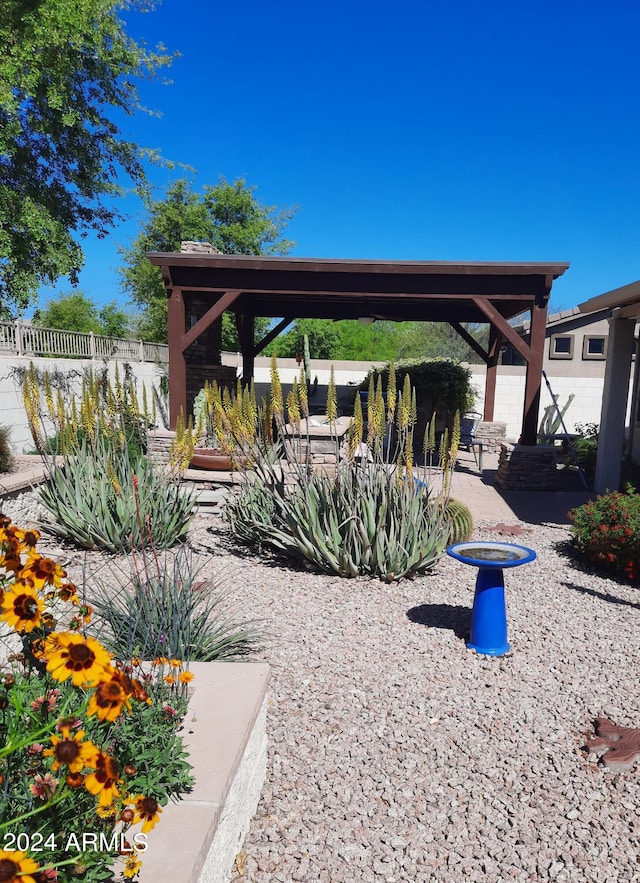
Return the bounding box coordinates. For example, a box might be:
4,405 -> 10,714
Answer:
593,312 -> 636,493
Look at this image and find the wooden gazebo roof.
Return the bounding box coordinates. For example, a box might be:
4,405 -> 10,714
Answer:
146,253 -> 569,443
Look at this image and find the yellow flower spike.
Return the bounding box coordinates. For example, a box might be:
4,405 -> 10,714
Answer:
43,371 -> 54,415
270,354 -> 283,418
387,362 -> 397,423
28,361 -> 39,406
326,366 -> 337,423
287,380 -> 301,429
142,383 -> 149,422
348,391 -> 363,459
297,368 -> 309,419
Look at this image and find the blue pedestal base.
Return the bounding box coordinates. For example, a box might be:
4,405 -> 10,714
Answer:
467,567 -> 510,656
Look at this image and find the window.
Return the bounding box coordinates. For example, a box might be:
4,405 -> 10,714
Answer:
549,334 -> 574,359
582,335 -> 608,360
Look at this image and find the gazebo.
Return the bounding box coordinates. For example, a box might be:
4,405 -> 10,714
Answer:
146,252 -> 569,444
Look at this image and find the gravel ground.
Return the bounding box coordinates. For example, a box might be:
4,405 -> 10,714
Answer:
2,493 -> 640,882
203,518 -> 639,883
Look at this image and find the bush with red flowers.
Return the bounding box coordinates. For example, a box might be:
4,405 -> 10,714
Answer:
568,485 -> 640,583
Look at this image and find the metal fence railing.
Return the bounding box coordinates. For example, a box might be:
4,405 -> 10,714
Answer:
0,321 -> 168,363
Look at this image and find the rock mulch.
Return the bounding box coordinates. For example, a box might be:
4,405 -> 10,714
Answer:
1,492 -> 639,881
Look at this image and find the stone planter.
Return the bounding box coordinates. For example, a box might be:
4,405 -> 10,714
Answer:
138,661 -> 270,883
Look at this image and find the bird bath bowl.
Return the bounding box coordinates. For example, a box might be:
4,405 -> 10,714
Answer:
447,541 -> 536,656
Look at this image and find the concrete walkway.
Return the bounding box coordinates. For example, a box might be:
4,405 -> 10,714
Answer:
450,448 -> 593,527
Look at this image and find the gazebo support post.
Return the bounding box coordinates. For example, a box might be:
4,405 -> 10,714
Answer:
520,296 -> 548,445
484,325 -> 502,422
236,312 -> 255,386
167,286 -> 187,429
168,289 -> 241,428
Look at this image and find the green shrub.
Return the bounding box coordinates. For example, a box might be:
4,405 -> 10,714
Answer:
89,546 -> 263,662
0,424 -> 13,473
563,422 -> 598,481
360,359 -> 474,420
38,434 -> 196,552
568,485 -> 640,583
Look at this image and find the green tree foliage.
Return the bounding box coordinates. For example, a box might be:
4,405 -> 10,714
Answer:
34,292 -> 130,337
119,177 -> 296,344
267,318 -> 487,363
271,318 -> 341,360
0,0 -> 172,313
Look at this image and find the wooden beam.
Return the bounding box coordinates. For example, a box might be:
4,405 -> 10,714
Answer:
521,301 -> 548,444
167,286 -> 186,429
472,297 -> 532,363
235,312 -> 255,385
181,290 -> 241,353
483,325 -> 502,421
253,318 -> 294,356
450,321 -> 489,364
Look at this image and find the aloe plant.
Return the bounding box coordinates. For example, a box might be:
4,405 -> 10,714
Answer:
38,434 -> 196,551
227,456 -> 451,581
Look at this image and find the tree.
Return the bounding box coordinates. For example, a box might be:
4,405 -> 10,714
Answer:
34,293 -> 102,334
34,292 -> 130,337
119,178 -> 297,344
271,319 -> 341,360
0,0 -> 172,314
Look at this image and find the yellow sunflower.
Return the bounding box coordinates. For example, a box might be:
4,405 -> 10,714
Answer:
132,795 -> 162,833
84,752 -> 122,807
87,674 -> 131,722
44,727 -> 98,773
0,850 -> 39,883
123,855 -> 143,878
20,553 -> 66,589
0,531 -> 23,573
45,633 -> 112,687
11,526 -> 41,551
1,581 -> 44,633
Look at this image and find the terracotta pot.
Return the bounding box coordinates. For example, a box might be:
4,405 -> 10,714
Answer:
189,449 -> 248,471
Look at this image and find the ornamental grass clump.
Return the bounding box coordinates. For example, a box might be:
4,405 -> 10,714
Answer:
0,515 -> 194,883
226,362 -> 462,581
88,545 -> 263,663
569,485 -> 640,583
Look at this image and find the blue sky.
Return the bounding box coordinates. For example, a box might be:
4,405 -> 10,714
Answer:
39,0 -> 640,315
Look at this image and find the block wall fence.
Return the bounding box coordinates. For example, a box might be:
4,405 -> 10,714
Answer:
0,353 -> 627,454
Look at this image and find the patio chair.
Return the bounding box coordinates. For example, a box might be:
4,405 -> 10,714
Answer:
459,411 -> 483,472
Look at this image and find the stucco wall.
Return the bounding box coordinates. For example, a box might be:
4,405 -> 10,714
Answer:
0,356 -> 167,453
0,353 -> 624,454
